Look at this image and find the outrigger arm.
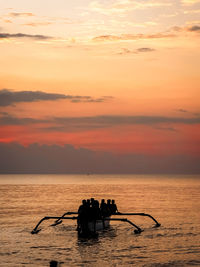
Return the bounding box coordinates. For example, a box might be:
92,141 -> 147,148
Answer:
31,216 -> 78,234
51,211 -> 161,228
104,217 -> 143,234
116,212 -> 161,227
31,216 -> 142,235
50,212 -> 144,234
52,211 -> 78,226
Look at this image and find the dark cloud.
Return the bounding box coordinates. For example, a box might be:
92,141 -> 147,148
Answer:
1,114 -> 200,129
52,115 -> 200,128
187,25 -> 200,32
0,32 -> 52,40
0,142 -> 199,174
0,89 -> 67,106
0,114 -> 45,126
0,112 -> 200,131
0,89 -> 112,106
43,114 -> 200,132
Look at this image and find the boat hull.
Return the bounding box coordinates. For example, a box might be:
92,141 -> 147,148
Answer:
78,217 -> 110,237
88,218 -> 110,231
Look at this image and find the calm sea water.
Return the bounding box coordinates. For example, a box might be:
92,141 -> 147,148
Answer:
0,174 -> 200,267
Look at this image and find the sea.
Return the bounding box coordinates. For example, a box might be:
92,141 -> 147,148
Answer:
0,174 -> 200,267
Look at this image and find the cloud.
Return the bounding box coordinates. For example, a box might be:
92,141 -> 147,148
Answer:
0,114 -> 45,126
89,0 -> 172,15
183,9 -> 200,14
50,115 -> 200,129
176,109 -> 188,113
92,24 -> 200,43
172,24 -> 200,33
8,12 -> 35,17
0,89 -> 68,106
137,47 -> 156,52
154,126 -> 178,132
2,19 -> 12,23
181,0 -> 200,5
0,89 -> 112,106
187,25 -> 200,32
0,32 -> 51,40
92,32 -> 176,42
22,22 -> 52,27
118,47 -> 156,55
1,113 -> 199,128
0,142 -> 199,174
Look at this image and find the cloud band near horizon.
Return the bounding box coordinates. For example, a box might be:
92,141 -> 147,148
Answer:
0,89 -> 111,106
0,142 -> 199,174
0,114 -> 199,128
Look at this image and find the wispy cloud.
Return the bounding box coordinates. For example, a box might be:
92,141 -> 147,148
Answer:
89,0 -> 172,15
8,12 -> 35,17
176,108 -> 188,113
181,0 -> 200,5
154,126 -> 178,132
22,22 -> 52,27
0,32 -> 52,40
93,32 -> 176,42
92,24 -> 200,43
118,47 -> 156,55
0,89 -> 112,106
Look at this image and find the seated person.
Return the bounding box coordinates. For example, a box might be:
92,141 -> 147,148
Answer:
100,199 -> 109,217
77,199 -> 89,232
110,199 -> 118,214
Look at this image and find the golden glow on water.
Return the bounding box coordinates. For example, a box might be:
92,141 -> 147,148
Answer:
0,174 -> 200,266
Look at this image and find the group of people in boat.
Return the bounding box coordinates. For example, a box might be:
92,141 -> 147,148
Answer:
77,198 -> 118,232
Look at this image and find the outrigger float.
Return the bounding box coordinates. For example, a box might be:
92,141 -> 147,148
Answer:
31,210 -> 161,237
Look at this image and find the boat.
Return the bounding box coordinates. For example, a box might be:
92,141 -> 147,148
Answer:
77,217 -> 111,238
31,205 -> 161,237
88,217 -> 110,231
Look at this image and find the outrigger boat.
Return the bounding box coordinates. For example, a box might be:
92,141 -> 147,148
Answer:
31,209 -> 161,237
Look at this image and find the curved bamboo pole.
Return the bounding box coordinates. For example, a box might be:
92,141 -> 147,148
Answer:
52,211 -> 161,228
104,217 -> 143,234
53,211 -> 78,225
31,216 -> 142,234
31,216 -> 78,234
115,212 -> 161,227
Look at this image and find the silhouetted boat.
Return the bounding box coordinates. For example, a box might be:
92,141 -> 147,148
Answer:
31,208 -> 161,237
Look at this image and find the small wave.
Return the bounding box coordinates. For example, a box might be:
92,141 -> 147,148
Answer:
187,260 -> 200,265
144,260 -> 186,267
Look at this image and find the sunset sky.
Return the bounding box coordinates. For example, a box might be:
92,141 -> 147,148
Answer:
0,0 -> 200,173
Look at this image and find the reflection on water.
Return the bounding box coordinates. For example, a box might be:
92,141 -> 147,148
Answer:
0,174 -> 200,266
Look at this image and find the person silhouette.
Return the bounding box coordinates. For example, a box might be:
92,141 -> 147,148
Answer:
110,199 -> 118,214
50,260 -> 58,267
77,200 -> 88,232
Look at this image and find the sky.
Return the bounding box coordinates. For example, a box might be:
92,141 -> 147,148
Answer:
0,0 -> 200,173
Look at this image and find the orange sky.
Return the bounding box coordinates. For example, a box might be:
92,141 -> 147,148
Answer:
0,0 -> 200,158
